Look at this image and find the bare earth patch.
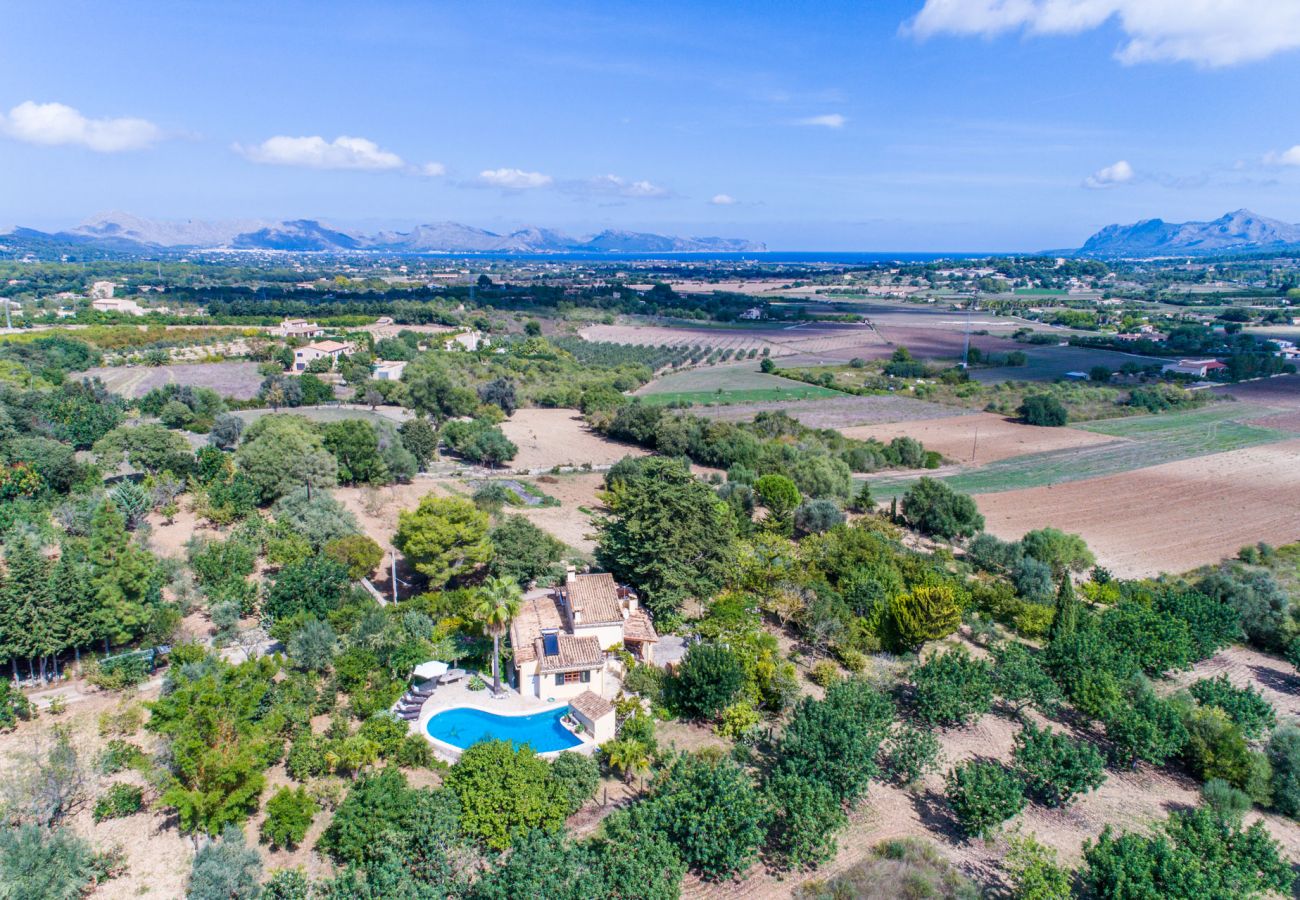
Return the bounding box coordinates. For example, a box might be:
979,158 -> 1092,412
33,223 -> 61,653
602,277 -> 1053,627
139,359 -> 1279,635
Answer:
79,361 -> 264,400
691,394 -> 964,429
977,439 -> 1300,578
841,412 -> 1119,466
499,408 -> 648,471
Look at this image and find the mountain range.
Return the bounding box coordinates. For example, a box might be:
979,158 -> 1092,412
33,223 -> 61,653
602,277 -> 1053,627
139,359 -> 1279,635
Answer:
0,212 -> 765,254
1076,209 -> 1300,257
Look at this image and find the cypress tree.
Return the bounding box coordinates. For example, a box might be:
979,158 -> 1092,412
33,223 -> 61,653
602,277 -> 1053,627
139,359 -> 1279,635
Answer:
50,541 -> 95,665
1048,576 -> 1080,645
3,535 -> 53,681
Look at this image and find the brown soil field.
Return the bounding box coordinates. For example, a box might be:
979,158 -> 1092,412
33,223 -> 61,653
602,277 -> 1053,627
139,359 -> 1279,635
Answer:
1245,410 -> 1300,433
499,408 -> 648,471
692,394 -> 965,429
977,439 -> 1300,578
80,361 -> 264,399
841,412 -> 1120,465
1212,373 -> 1300,408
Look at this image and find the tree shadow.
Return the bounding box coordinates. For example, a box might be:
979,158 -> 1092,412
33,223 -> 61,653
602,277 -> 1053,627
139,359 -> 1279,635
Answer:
909,786 -> 963,844
1249,664 -> 1300,696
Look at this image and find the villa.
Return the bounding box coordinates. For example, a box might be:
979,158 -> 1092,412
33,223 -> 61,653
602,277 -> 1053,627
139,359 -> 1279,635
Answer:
293,339 -> 355,371
508,568 -> 658,700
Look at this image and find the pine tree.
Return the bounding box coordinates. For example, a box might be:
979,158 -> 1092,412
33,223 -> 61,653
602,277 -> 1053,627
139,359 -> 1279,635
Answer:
50,541 -> 96,665
3,535 -> 53,680
88,500 -> 160,648
1048,576 -> 1080,645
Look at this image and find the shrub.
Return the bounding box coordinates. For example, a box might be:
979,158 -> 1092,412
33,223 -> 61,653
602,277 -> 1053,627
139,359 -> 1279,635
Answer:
0,824 -> 98,900
1019,394 -> 1067,427
322,534 -> 384,580
992,642 -> 1061,717
773,678 -> 895,805
793,838 -> 980,900
550,751 -> 600,814
1267,725 -> 1300,818
763,774 -> 846,871
901,478 -> 984,540
1080,807 -> 1293,899
92,783 -> 144,822
912,648 -> 994,728
1189,674 -> 1276,739
794,499 -> 845,536
187,824 -> 262,900
881,723 -> 942,785
1104,682 -> 1189,768
98,740 -> 149,775
260,786 -> 317,849
672,643 -> 745,719
1003,831 -> 1072,900
889,584 -> 962,651
809,659 -> 840,688
945,760 -> 1026,838
1183,707 -> 1253,790
1202,778 -> 1253,824
1012,722 -> 1106,808
715,702 -> 763,741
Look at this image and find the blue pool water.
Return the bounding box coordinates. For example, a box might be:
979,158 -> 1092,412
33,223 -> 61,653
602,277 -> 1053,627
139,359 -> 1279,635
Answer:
426,705 -> 582,753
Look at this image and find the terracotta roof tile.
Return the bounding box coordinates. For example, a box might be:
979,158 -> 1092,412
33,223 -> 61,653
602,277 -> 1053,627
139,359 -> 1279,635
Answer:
562,573 -> 623,625
536,635 -> 603,673
623,609 -> 659,643
509,594 -> 566,664
569,690 -> 614,721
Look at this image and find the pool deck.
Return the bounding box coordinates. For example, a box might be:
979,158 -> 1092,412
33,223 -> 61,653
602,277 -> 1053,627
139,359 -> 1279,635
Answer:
409,673 -> 617,762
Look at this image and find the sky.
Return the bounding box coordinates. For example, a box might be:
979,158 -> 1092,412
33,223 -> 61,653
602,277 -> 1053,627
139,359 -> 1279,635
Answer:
4,0 -> 1300,251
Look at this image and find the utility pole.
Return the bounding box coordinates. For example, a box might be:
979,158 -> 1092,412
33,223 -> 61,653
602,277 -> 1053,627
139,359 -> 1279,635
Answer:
391,551 -> 398,606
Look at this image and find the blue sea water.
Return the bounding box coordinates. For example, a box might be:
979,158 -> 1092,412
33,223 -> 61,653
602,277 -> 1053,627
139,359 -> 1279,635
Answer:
426,705 -> 582,753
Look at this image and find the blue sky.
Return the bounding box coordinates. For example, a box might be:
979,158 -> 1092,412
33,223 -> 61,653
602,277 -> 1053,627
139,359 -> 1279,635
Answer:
4,0 -> 1300,250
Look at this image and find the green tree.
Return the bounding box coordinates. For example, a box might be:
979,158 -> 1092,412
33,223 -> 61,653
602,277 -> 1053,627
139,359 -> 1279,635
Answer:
912,648 -> 994,727
234,414 -> 338,504
0,824 -> 97,900
187,825 -> 262,900
322,419 -> 387,485
629,751 -> 767,880
1019,394 -> 1068,427
263,556 -> 351,625
87,500 -> 163,647
394,494 -> 492,588
672,643 -> 745,719
549,751 -> 600,815
763,773 -> 846,871
901,477 -> 984,540
1020,527 -> 1094,576
1080,807 -> 1293,899
487,515 -> 565,586
1182,706 -> 1254,790
473,575 -> 523,695
1189,674 -> 1276,739
271,487 -> 361,550
889,584 -> 962,651
445,740 -> 568,850
260,786 -> 317,849
1267,725 -> 1300,818
754,473 -> 801,536
881,723 -> 943,785
92,424 -> 193,475
1013,722 -> 1106,808
1104,680 -> 1189,768
323,534 -> 384,580
596,457 -> 736,620
319,768 -> 419,865
992,642 -> 1062,717
1004,832 -> 1072,900
397,418 -> 438,468
1047,576 -> 1080,644
945,760 -> 1026,838
773,678 -> 894,805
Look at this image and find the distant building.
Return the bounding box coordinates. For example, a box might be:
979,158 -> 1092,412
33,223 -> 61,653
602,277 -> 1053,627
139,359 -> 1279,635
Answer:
91,297 -> 145,316
275,318 -> 325,339
738,307 -> 764,320
293,340 -> 355,371
89,281 -> 116,300
1162,358 -> 1227,378
56,307 -> 76,319
446,330 -> 485,351
372,360 -> 407,381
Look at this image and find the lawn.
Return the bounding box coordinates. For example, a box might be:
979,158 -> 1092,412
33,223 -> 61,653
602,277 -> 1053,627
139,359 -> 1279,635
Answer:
868,403 -> 1293,499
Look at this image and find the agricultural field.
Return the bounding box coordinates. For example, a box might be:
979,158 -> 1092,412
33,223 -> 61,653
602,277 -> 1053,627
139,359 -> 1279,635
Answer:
967,343 -> 1167,383
231,403 -> 411,428
499,407 -> 648,471
632,365 -> 844,406
841,412 -> 1115,466
690,393 -> 967,429
976,438 -> 1300,578
78,361 -> 264,399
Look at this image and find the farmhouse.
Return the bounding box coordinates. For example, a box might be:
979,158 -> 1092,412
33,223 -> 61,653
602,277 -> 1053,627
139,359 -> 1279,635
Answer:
1162,358 -> 1227,378
293,340 -> 355,371
508,569 -> 657,699
274,318 -> 325,338
91,297 -> 145,315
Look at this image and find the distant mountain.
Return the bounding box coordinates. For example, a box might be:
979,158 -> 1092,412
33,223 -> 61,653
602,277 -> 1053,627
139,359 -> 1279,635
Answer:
6,213 -> 765,254
1078,209 -> 1300,257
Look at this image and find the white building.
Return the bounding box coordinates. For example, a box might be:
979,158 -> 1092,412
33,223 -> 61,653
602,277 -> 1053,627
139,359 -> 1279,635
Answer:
91,297 -> 145,316
1162,358 -> 1227,378
293,340 -> 355,371
89,281 -> 117,300
274,318 -> 325,339
372,360 -> 407,381
446,330 -> 486,351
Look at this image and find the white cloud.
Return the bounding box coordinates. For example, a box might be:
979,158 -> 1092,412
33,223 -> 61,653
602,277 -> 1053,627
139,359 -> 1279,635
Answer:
1264,145 -> 1300,167
476,167 -> 553,190
418,161 -> 447,177
907,0 -> 1300,67
235,135 -> 417,171
1084,159 -> 1135,188
0,101 -> 161,152
796,113 -> 847,129
577,174 -> 669,199
710,193 -> 738,206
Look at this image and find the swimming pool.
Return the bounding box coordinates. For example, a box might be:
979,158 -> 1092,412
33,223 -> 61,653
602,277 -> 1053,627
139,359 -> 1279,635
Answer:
425,705 -> 583,753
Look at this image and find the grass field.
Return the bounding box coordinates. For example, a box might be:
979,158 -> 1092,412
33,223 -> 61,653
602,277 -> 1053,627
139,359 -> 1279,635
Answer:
870,403 -> 1296,499
634,364 -> 845,406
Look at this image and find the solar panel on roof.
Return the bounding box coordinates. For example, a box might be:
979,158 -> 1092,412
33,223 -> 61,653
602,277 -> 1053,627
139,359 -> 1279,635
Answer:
542,632 -> 559,656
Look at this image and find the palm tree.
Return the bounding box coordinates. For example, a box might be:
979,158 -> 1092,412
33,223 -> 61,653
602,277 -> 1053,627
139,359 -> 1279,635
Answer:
603,738 -> 652,786
473,575 -> 523,695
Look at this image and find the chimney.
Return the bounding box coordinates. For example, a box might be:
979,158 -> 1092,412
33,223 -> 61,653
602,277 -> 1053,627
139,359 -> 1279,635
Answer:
573,609 -> 582,625
565,565 -> 576,585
